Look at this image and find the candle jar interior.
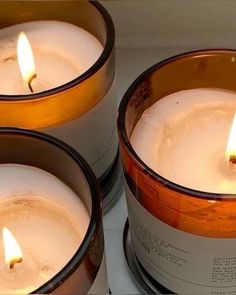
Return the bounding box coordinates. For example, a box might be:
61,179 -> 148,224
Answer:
118,49 -> 236,238
0,128 -> 104,294
0,131 -> 93,213
0,1 -> 114,127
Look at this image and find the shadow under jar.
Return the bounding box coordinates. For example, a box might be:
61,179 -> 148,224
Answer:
0,1 -> 121,212
118,50 -> 236,294
0,128 -> 106,294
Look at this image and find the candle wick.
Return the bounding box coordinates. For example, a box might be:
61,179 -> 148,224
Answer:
230,155 -> 236,165
28,73 -> 37,93
9,257 -> 23,270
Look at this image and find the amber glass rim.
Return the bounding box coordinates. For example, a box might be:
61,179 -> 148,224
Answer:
0,127 -> 102,293
0,1 -> 115,101
118,48 -> 236,200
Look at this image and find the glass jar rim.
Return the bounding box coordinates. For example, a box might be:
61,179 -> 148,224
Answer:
118,48 -> 236,201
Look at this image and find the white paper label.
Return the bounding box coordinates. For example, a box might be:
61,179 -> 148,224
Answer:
125,181 -> 236,294
45,80 -> 117,179
88,254 -> 109,295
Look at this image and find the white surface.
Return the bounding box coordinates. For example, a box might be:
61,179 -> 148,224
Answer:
103,47 -> 193,294
100,0 -> 236,49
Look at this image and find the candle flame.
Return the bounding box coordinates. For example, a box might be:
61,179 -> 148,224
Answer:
17,32 -> 36,85
226,113 -> 236,164
2,227 -> 23,269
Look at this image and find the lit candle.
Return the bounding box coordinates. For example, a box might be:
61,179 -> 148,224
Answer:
3,228 -> 23,270
118,51 -> 236,294
0,21 -> 103,94
131,88 -> 236,193
0,164 -> 89,294
226,113 -> 236,165
17,32 -> 37,93
0,13 -> 120,208
127,88 -> 236,293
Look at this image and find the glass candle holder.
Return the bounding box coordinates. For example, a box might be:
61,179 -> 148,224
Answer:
118,50 -> 236,294
0,127 -> 107,294
0,1 -> 122,212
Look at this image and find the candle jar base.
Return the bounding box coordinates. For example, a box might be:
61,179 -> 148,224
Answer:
123,220 -> 173,295
100,153 -> 123,213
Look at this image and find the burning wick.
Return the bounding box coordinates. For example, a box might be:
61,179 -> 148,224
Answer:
28,73 -> 37,93
226,113 -> 236,168
17,32 -> 37,93
9,257 -> 23,270
2,227 -> 23,270
230,155 -> 236,165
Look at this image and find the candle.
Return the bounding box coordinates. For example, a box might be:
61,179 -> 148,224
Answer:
0,21 -> 103,94
131,88 -> 236,193
118,50 -> 236,294
0,127 -> 108,294
0,164 -> 89,294
0,1 -> 121,210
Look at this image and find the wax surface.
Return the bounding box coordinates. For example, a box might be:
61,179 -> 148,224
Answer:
131,88 -> 236,194
0,21 -> 103,94
0,164 -> 89,294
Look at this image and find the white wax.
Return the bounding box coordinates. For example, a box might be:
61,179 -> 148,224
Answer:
131,88 -> 236,194
0,21 -> 103,94
0,164 -> 89,294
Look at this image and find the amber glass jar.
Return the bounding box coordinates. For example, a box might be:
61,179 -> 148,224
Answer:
118,50 -> 236,294
0,128 -> 107,294
0,1 -> 120,211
